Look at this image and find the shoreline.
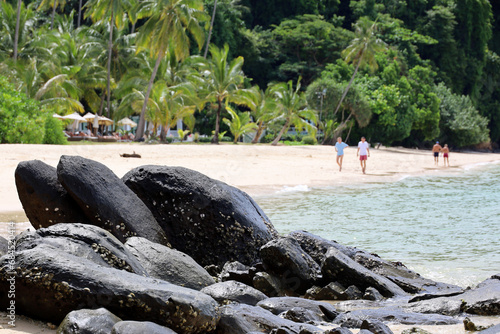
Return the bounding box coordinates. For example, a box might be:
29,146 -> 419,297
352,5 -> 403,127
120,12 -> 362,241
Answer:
1,143 -> 500,334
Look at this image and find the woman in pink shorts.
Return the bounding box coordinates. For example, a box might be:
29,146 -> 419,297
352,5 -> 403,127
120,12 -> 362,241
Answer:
357,136 -> 370,174
442,144 -> 450,167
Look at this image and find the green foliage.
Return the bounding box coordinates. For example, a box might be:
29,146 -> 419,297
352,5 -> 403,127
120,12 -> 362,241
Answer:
301,135 -> 317,145
0,76 -> 46,144
222,106 -> 257,143
435,83 -> 489,147
43,114 -> 67,144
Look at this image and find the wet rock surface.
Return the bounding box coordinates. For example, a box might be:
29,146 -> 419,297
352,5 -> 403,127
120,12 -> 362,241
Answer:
122,165 -> 278,267
15,160 -> 88,228
125,236 -> 214,290
57,156 -> 168,246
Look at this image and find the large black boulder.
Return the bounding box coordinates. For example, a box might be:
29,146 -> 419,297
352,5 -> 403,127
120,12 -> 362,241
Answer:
321,248 -> 407,298
16,223 -> 148,275
124,237 -> 214,290
122,165 -> 279,267
261,237 -> 322,295
15,160 -> 88,228
57,156 -> 168,246
0,246 -> 219,333
57,308 -> 122,334
216,303 -> 323,334
201,280 -> 268,306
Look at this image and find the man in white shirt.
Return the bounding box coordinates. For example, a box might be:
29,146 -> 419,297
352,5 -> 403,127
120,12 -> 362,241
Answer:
357,136 -> 370,174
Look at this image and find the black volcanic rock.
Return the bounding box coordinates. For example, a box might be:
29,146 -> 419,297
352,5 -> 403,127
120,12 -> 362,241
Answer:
201,280 -> 268,306
15,160 -> 88,228
122,165 -> 278,267
112,321 -> 179,334
257,297 -> 338,322
57,156 -> 168,246
16,223 -> 148,275
260,236 -> 322,295
57,308 -> 121,334
124,236 -> 214,290
0,246 -> 219,333
322,248 -> 407,298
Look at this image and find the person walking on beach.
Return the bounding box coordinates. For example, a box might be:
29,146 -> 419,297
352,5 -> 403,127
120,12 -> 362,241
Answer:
442,144 -> 450,167
432,141 -> 442,165
335,137 -> 349,171
357,136 -> 370,174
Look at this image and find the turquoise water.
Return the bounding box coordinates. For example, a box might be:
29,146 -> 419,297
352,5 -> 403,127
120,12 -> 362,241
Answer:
255,162 -> 500,288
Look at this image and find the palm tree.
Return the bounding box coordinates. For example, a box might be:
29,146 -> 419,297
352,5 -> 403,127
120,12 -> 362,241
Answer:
250,85 -> 278,144
223,106 -> 257,143
85,0 -> 132,118
332,17 -> 386,118
133,0 -> 208,141
201,44 -> 254,144
271,78 -> 317,146
13,0 -> 22,61
0,1 -> 35,62
38,0 -> 67,30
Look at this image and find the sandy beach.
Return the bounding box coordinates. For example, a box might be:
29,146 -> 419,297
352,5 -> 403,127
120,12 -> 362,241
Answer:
1,142 -> 500,334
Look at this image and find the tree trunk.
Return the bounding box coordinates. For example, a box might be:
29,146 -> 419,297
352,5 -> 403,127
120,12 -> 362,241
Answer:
77,0 -> 82,27
106,14 -> 114,118
251,122 -> 264,144
271,119 -> 290,146
203,0 -> 217,59
332,53 -> 363,117
50,0 -> 57,29
98,91 -> 105,116
135,52 -> 163,141
13,0 -> 21,62
211,99 -> 222,144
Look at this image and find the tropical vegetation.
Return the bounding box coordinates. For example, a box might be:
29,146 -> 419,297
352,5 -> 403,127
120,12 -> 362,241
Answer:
0,0 -> 498,149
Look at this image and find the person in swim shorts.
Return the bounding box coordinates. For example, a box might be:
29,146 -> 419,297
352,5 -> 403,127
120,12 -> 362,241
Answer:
442,144 -> 450,167
432,141 -> 442,165
334,137 -> 349,171
357,136 -> 370,174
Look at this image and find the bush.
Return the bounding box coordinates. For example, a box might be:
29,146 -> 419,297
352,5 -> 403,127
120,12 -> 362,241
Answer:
43,115 -> 67,145
221,136 -> 232,142
301,135 -> 317,145
199,136 -> 212,143
261,134 -> 275,143
0,76 -> 46,143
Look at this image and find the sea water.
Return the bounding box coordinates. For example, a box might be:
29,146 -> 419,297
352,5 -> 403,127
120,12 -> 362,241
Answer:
255,162 -> 500,288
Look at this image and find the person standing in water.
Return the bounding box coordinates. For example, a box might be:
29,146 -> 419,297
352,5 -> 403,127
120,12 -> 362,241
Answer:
334,137 -> 348,171
357,136 -> 370,174
442,144 -> 450,167
432,141 -> 442,166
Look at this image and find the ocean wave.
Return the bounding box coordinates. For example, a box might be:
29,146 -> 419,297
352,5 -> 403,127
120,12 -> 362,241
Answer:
276,185 -> 310,194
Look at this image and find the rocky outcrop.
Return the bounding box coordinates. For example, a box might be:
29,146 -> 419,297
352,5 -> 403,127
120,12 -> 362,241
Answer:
322,248 -> 408,298
407,275 -> 500,316
57,156 -> 168,246
112,321 -> 179,334
261,237 -> 322,295
0,236 -> 7,257
359,319 -> 394,334
57,308 -> 121,334
15,160 -> 88,228
216,303 -> 323,334
124,237 -> 214,290
218,261 -> 257,286
122,165 -> 278,267
0,246 -> 219,333
201,280 -> 268,306
16,223 -> 148,275
333,308 -> 460,328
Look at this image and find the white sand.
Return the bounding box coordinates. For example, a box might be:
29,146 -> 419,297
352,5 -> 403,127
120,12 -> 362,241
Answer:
1,142 -> 500,333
